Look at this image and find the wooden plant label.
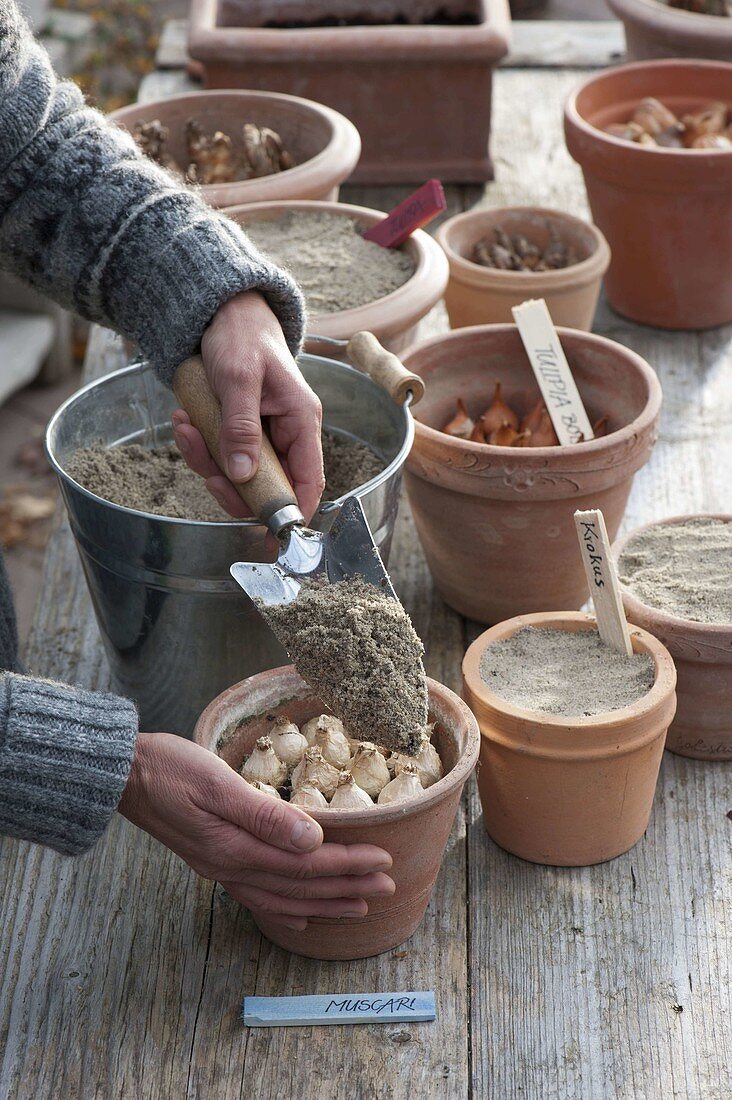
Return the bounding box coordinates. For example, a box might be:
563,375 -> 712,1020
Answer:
574,509 -> 633,656
362,180 -> 446,248
511,298 -> 594,445
243,991 -> 436,1027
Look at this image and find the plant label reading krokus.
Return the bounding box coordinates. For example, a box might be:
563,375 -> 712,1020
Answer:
512,298 -> 594,446
242,991 -> 436,1027
574,508 -> 633,656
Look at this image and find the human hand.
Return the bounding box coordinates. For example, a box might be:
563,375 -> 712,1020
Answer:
171,290 -> 325,523
118,732 -> 395,932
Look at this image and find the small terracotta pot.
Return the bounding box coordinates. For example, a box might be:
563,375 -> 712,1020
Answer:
193,666 -> 480,960
403,324 -> 661,624
614,514 -> 732,761
608,0 -> 732,62
564,59 -> 732,329
436,206 -> 610,331
109,89 -> 361,207
225,199 -> 449,355
463,611 -> 677,866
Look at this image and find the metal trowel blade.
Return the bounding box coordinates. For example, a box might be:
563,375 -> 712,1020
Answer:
230,495 -> 397,608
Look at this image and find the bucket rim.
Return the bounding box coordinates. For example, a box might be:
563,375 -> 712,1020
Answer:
45,355 -> 415,528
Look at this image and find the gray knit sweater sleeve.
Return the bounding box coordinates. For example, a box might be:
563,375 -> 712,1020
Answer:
0,0 -> 306,383
0,674 -> 137,855
0,551 -> 138,856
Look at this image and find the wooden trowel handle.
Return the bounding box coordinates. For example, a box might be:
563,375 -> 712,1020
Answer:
346,331 -> 425,406
173,355 -> 303,536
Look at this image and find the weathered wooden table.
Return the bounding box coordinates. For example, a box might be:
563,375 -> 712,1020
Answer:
1,55 -> 731,1100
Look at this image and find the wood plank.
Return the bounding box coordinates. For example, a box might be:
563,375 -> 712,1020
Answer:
502,21 -> 625,69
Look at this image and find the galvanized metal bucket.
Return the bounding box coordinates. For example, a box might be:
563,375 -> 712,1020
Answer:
46,354 -> 414,736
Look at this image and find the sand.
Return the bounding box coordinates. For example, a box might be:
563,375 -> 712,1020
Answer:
261,577 -> 428,754
618,518 -> 732,625
245,212 -> 416,314
66,431 -> 385,521
479,627 -> 655,718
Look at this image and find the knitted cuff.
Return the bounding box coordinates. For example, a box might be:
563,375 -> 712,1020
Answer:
99,194 -> 307,386
0,674 -> 138,855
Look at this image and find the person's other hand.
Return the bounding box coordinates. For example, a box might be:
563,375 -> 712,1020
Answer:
171,290 -> 324,523
118,732 -> 395,932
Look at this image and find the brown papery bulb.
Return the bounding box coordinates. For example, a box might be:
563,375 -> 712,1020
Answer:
592,415 -> 610,438
469,420 -> 488,444
525,409 -> 559,447
605,121 -> 651,144
691,133 -> 732,149
442,398 -> 475,439
514,430 -> 533,447
481,382 -> 519,433
489,421 -> 521,447
681,101 -> 728,147
631,97 -> 681,137
520,397 -> 547,434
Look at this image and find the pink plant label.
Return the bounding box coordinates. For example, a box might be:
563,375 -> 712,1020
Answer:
511,299 -> 594,446
363,180 -> 446,249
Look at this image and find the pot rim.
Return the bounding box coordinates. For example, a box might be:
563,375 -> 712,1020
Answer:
613,513 -> 732,638
462,610 -> 677,730
223,198 -> 449,337
608,0 -> 732,35
564,58 -> 732,164
435,205 -> 611,291
108,88 -> 362,201
193,666 -> 481,825
45,355 -> 414,529
402,322 -> 662,460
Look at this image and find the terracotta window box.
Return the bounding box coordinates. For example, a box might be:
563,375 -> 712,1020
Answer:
188,0 -> 512,183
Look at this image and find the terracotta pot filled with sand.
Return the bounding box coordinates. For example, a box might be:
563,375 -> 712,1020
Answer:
436,206 -> 610,331
463,611 -> 677,866
614,514 -> 732,760
109,89 -> 361,207
194,666 -> 480,960
402,324 -> 661,624
225,199 -> 449,355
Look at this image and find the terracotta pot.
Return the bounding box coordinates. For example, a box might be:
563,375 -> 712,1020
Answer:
194,666 -> 480,960
109,89 -> 361,208
564,60 -> 732,329
614,514 -> 732,760
187,0 -> 511,184
463,611 -> 677,866
225,199 -> 449,355
403,324 -> 661,623
608,0 -> 732,62
436,206 -> 610,331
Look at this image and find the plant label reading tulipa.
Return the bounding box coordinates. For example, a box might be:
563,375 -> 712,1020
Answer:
242,992 -> 436,1027
512,298 -> 594,445
574,508 -> 633,656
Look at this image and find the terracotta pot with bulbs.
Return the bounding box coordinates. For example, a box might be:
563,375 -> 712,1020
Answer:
402,324 -> 662,624
194,665 -> 480,960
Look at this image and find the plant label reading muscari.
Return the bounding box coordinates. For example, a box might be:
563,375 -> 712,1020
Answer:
511,298 -> 594,446
242,991 -> 436,1028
